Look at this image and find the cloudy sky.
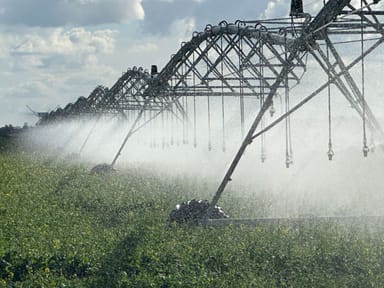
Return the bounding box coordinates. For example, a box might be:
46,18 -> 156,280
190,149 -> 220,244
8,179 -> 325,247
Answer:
0,0 -> 304,126
0,0 -> 380,126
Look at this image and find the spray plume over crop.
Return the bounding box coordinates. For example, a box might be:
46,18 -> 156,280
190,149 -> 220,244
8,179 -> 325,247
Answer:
22,91 -> 384,219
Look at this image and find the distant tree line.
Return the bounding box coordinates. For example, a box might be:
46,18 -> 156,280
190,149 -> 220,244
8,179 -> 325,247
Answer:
0,123 -> 28,137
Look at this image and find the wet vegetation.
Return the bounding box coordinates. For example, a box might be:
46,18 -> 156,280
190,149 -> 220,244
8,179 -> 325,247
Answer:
1,138 -> 384,287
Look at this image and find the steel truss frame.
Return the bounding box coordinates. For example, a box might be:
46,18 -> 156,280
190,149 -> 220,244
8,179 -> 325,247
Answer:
210,0 -> 384,209
40,0 -> 384,210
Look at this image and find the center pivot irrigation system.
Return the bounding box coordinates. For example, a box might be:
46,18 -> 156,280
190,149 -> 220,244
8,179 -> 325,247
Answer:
39,0 -> 384,225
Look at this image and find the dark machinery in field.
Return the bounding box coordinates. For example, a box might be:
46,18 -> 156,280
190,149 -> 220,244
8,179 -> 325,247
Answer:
39,0 -> 384,224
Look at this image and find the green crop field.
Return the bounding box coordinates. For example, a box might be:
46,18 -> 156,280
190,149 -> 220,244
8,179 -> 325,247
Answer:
1,136 -> 384,287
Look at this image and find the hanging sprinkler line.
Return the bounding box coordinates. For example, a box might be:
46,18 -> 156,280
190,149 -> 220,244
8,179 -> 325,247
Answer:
361,0 -> 369,157
284,29 -> 293,168
285,82 -> 290,168
327,39 -> 335,160
193,51 -> 197,148
170,103 -> 174,146
183,95 -> 187,144
209,51 -> 299,210
109,88 -> 185,167
207,94 -> 212,151
181,59 -> 188,145
221,34 -> 226,152
260,40 -> 267,163
149,109 -> 154,148
206,42 -> 212,151
239,35 -> 245,138
110,99 -> 149,167
79,115 -> 101,154
165,104 -> 169,148
250,34 -> 381,143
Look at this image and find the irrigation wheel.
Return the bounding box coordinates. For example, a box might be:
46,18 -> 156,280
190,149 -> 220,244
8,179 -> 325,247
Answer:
90,163 -> 115,175
166,199 -> 228,227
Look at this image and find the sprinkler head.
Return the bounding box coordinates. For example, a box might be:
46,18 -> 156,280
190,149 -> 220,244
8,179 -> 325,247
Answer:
363,145 -> 369,157
285,159 -> 290,168
285,155 -> 293,168
327,148 -> 334,161
269,105 -> 276,117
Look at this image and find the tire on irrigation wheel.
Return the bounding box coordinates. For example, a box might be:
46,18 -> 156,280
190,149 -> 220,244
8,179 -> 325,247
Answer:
166,199 -> 228,227
90,163 -> 115,175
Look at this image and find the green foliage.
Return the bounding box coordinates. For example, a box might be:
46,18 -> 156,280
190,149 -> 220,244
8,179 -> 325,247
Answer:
1,150 -> 384,287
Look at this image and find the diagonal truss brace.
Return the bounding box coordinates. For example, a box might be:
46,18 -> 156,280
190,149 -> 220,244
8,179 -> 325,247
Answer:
251,36 -> 384,144
209,51 -> 300,209
310,34 -> 384,140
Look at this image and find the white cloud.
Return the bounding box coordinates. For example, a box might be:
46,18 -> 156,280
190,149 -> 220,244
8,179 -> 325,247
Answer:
0,0 -> 266,126
170,17 -> 196,43
0,0 -> 144,27
112,17 -> 196,70
126,42 -> 159,54
13,28 -> 116,55
3,81 -> 49,100
261,0 -> 289,19
0,58 -> 119,126
6,27 -> 117,70
0,26 -> 121,126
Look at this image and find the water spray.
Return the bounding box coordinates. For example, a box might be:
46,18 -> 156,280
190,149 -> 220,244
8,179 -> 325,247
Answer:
36,0 -> 384,226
